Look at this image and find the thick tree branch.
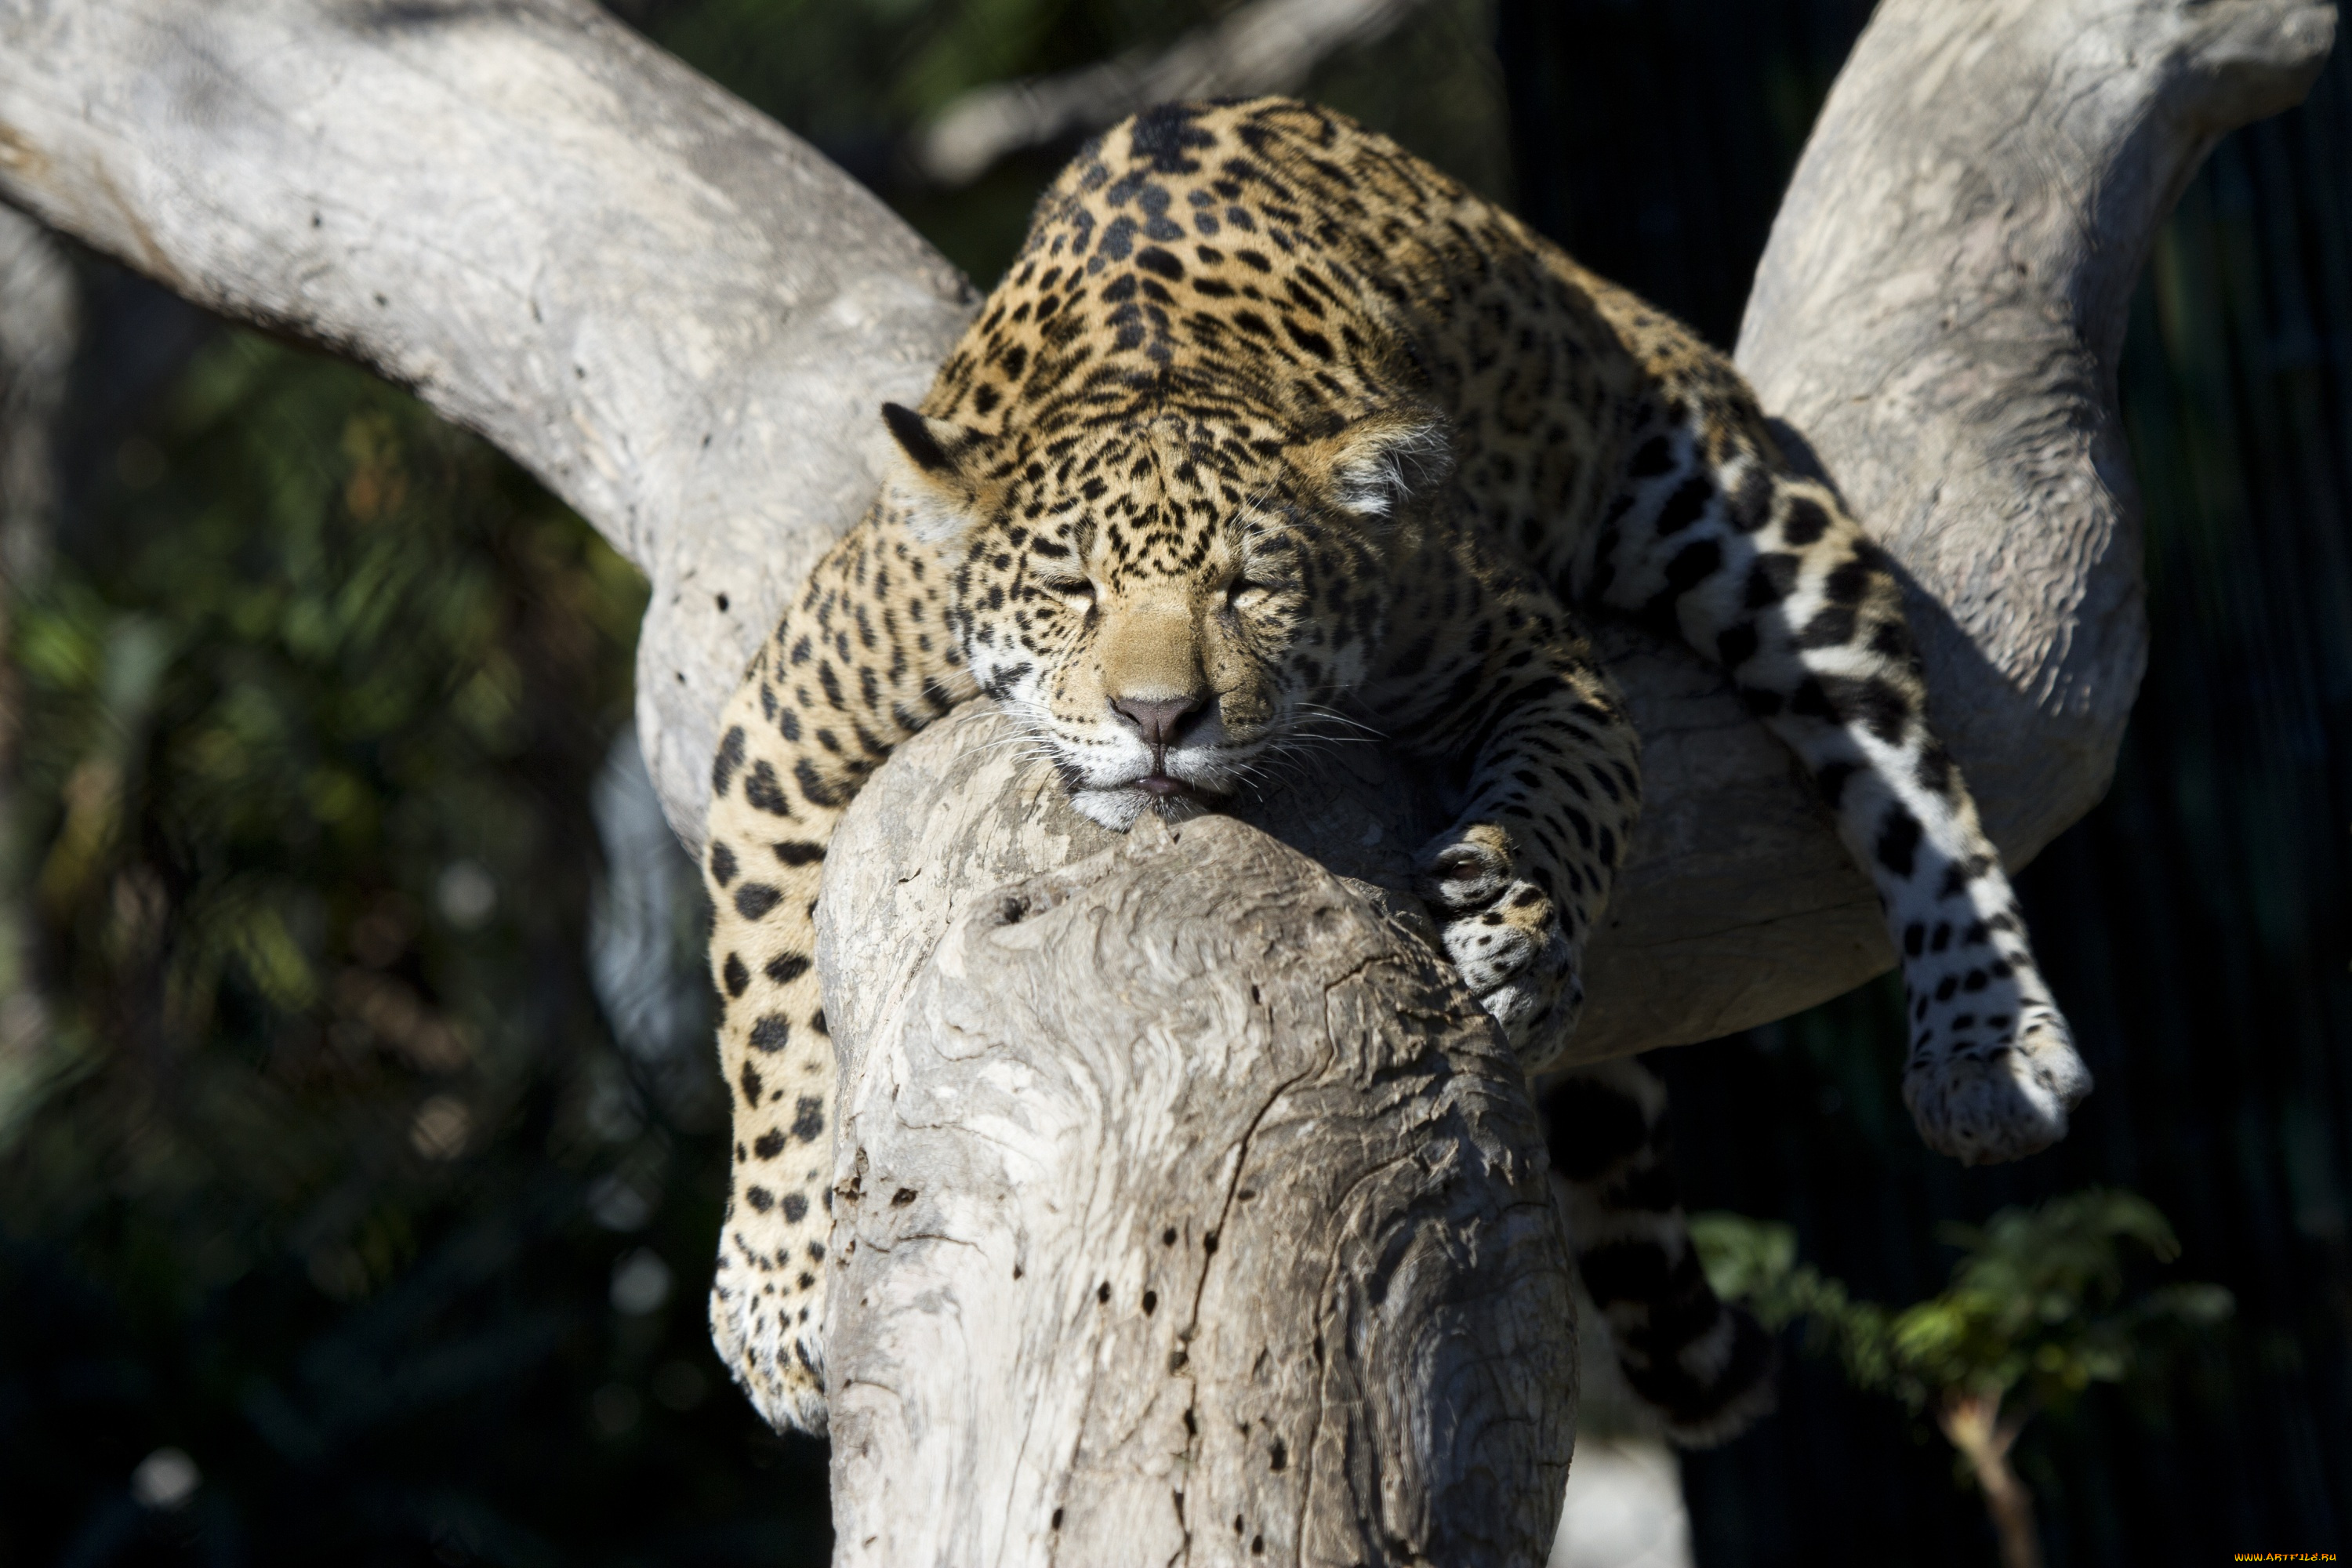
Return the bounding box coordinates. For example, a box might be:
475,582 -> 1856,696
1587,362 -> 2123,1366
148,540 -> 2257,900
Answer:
817,767 -> 1572,1566
1737,0 -> 2337,864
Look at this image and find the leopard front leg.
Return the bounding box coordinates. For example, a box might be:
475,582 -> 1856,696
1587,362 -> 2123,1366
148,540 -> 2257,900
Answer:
1573,387 -> 2090,1163
1417,819 -> 1574,1050
704,689 -> 842,1436
1372,553 -> 1642,1073
701,506 -> 973,1435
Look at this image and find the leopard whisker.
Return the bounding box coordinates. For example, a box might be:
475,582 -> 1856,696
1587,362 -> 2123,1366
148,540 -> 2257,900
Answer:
1291,702 -> 1386,739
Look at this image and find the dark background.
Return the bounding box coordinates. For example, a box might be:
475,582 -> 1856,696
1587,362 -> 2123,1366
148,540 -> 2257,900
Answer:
1498,3 -> 2351,1561
0,2 -> 2343,1563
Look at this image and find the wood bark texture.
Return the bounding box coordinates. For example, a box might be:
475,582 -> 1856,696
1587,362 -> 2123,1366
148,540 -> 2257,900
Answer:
0,0 -> 2329,1562
816,724 -> 1572,1566
1738,0 -> 2338,866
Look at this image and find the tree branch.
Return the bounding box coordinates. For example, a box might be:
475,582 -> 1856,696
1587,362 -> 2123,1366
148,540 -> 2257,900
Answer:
1736,0 -> 2336,865
817,784 -> 1572,1566
909,0 -> 1438,186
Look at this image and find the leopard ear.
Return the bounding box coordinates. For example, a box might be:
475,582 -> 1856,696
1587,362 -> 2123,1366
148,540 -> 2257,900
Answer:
1314,408 -> 1454,524
882,402 -> 996,543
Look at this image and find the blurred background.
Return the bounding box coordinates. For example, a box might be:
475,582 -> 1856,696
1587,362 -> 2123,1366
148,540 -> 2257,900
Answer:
0,2 -> 2344,1564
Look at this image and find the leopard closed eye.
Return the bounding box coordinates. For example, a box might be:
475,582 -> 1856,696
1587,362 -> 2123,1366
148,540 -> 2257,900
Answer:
699,96 -> 2093,1440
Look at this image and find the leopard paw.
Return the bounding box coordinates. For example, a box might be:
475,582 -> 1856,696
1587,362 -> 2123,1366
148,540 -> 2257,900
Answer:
1902,1006 -> 2092,1166
1416,822 -> 1580,1071
710,1236 -> 831,1436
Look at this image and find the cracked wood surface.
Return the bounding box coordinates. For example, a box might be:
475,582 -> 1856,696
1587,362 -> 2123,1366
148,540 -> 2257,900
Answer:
817,728 -> 1573,1566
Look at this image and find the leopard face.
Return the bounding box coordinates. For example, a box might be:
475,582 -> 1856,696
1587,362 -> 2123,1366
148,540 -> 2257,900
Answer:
884,395 -> 1448,829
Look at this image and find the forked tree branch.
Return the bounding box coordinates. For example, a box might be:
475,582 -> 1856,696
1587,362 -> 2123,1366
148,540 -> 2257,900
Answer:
0,0 -> 2328,1560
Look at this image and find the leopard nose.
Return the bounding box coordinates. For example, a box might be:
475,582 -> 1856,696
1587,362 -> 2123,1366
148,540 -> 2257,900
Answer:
1110,693 -> 1207,746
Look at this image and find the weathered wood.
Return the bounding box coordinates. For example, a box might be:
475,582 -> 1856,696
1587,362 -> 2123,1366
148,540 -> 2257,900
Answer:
816,717 -> 1573,1566
1573,0 -> 2336,1052
1737,0 -> 2337,866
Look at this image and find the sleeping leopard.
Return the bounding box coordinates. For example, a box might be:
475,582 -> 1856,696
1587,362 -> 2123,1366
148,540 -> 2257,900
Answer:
699,97 -> 2093,1440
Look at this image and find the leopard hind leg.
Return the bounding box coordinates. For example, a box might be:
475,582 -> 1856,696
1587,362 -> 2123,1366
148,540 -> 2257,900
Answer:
1547,1058 -> 1777,1444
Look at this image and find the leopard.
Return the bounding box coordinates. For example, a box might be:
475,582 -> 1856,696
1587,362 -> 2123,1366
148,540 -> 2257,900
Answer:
699,97 -> 2093,1442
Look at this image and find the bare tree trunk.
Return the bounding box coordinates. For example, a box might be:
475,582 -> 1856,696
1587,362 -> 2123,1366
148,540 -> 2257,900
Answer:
818,779 -> 1573,1566
0,0 -> 2328,1559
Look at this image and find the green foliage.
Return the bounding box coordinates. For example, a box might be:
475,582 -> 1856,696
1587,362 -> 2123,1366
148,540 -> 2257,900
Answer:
13,336 -> 638,1076
0,330 -> 827,1563
1693,1191 -> 2234,1418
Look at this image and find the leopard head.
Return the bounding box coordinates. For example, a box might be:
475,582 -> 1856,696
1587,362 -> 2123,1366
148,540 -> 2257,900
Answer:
882,395 -> 1450,829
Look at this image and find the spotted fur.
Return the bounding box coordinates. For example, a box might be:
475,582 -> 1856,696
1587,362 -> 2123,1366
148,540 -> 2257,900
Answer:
701,98 -> 2092,1437
1548,1059 -> 1777,1443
